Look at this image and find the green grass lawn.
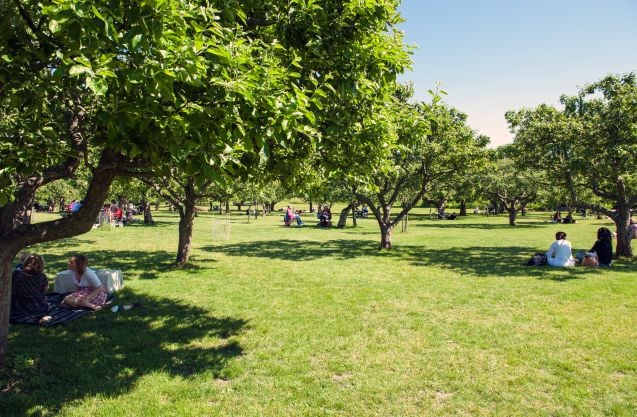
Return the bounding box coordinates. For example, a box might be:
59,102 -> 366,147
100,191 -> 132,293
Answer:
2,209 -> 636,416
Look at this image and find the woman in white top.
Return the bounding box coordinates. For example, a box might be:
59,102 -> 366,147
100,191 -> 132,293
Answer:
546,231 -> 575,267
62,254 -> 106,310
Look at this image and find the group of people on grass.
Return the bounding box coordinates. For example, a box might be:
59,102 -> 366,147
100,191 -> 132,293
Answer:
551,211 -> 576,224
316,205 -> 332,227
11,253 -> 106,324
545,228 -> 613,267
283,204 -> 333,227
95,201 -> 135,227
546,217 -> 637,268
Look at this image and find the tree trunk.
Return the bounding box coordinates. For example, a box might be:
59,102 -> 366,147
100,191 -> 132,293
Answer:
613,206 -> 633,257
508,208 -> 517,226
380,224 -> 393,249
436,198 -> 446,214
141,196 -> 154,224
0,247 -> 19,369
143,202 -> 154,224
176,198 -> 196,265
459,199 -> 467,216
337,203 -> 356,228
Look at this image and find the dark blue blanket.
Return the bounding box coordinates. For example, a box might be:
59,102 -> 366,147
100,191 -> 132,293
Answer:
10,293 -> 113,327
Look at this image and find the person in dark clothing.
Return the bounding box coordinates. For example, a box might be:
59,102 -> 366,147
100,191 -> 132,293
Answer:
11,254 -> 49,317
562,213 -> 576,224
589,227 -> 613,266
577,227 -> 613,267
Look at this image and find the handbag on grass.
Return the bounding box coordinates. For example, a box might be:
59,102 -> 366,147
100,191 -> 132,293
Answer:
582,252 -> 599,267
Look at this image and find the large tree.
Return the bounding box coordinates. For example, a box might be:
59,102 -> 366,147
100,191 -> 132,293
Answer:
353,87 -> 488,249
482,148 -> 542,227
506,73 -> 637,256
0,0 -> 409,367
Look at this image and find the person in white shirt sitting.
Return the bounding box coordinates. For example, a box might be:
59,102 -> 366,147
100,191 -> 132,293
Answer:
61,254 -> 106,311
546,231 -> 575,267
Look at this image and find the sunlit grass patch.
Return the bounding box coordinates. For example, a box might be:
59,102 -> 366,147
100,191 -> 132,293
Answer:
3,209 -> 636,416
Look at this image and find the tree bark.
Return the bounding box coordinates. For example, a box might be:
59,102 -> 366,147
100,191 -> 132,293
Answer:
507,207 -> 517,226
459,199 -> 467,216
143,201 -> 154,224
0,246 -> 19,369
379,223 -> 393,249
436,198 -> 446,214
612,206 -> 632,257
175,183 -> 198,265
337,203 -> 356,228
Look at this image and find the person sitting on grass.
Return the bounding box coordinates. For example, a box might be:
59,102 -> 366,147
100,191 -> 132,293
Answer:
317,205 -> 332,227
546,231 -> 575,267
576,227 -> 613,267
283,205 -> 304,227
629,217 -> 637,240
11,254 -> 49,318
61,254 -> 106,311
562,213 -> 576,224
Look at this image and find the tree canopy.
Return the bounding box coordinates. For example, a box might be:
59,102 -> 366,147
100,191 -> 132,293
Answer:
0,0 -> 410,367
506,73 -> 637,255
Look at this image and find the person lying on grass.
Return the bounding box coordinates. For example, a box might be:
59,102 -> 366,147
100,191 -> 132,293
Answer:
61,254 -> 106,311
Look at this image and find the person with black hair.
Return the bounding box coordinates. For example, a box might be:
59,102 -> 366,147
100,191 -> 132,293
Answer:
546,231 -> 575,267
577,227 -> 613,267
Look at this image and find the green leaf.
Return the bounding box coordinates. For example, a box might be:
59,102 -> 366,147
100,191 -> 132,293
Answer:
48,19 -> 60,33
86,77 -> 108,95
131,34 -> 143,50
69,65 -> 92,76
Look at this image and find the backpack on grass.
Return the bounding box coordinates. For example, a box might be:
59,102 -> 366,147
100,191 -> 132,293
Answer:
526,253 -> 547,266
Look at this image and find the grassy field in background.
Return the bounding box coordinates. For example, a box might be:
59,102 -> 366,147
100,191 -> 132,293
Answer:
2,208 -> 636,416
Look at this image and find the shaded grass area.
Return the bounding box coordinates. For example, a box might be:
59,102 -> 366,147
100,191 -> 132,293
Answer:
3,288 -> 246,416
2,210 -> 636,416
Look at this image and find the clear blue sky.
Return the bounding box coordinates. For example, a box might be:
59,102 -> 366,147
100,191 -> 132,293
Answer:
397,0 -> 637,146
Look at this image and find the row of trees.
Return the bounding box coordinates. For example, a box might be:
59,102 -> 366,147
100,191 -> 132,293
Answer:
1,0 -> 635,367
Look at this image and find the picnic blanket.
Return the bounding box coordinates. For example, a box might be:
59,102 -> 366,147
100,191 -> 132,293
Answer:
10,292 -> 114,327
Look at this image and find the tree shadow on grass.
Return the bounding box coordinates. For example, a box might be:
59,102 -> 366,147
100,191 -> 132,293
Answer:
36,236 -> 98,250
202,238 -> 383,262
396,244 -> 593,281
1,289 -> 246,417
118,220 -> 175,228
415,220 -> 548,230
204,239 -> 600,280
